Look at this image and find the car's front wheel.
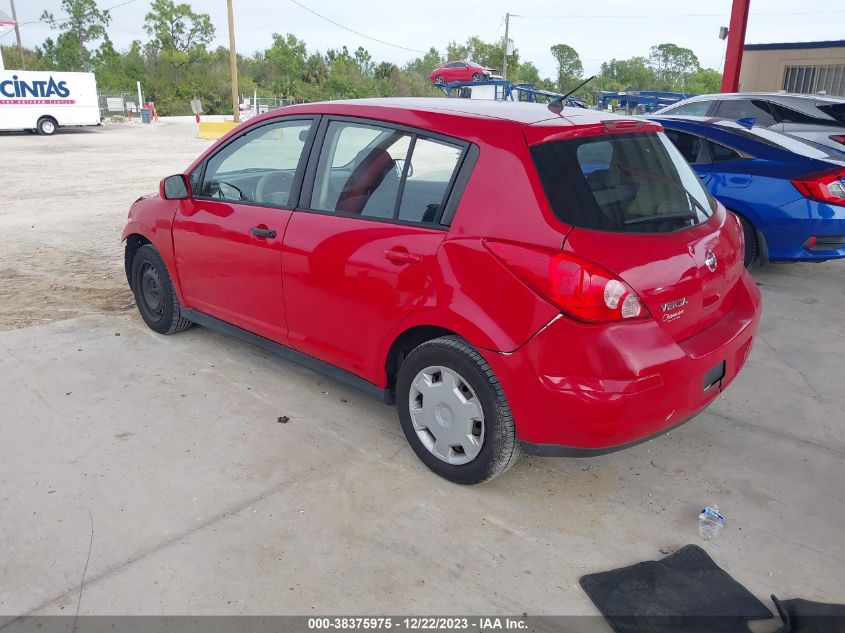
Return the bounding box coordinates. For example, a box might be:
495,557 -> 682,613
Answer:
472,73 -> 483,81
396,336 -> 523,484
130,244 -> 193,334
434,75 -> 444,85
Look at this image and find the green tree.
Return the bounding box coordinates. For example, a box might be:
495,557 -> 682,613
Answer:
647,43 -> 700,91
686,67 -> 722,94
550,44 -> 583,91
598,56 -> 654,91
144,0 -> 214,54
39,0 -> 111,71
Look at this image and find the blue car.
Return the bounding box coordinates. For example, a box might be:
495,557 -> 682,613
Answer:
649,115 -> 845,266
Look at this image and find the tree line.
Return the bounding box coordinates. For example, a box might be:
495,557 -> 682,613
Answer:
0,0 -> 722,115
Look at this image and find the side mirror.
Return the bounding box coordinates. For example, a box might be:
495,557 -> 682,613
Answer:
161,174 -> 190,200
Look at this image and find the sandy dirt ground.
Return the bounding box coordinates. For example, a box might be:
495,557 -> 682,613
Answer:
1,118 -> 843,620
0,120 -> 214,330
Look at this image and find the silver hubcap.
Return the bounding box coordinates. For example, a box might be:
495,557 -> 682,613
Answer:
408,366 -> 485,465
42,121 -> 55,134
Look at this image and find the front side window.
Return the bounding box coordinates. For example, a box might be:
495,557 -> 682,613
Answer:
664,100 -> 714,117
531,132 -> 715,234
200,119 -> 312,206
310,120 -> 464,223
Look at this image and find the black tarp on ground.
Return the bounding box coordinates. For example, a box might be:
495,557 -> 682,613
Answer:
773,595 -> 845,633
579,544 -> 772,633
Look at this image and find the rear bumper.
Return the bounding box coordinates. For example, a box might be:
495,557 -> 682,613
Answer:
765,199 -> 845,261
481,271 -> 762,451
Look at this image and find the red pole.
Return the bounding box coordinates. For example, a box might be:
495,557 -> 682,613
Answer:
721,0 -> 751,92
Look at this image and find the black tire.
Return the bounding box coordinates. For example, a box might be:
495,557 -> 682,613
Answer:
737,213 -> 759,268
36,117 -> 58,136
396,335 -> 523,484
434,75 -> 444,85
130,244 -> 193,334
472,73 -> 483,81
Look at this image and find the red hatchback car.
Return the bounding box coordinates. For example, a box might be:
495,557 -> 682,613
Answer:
123,99 -> 761,484
429,60 -> 499,85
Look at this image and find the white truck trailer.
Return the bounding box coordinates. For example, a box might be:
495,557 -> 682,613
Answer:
0,70 -> 100,135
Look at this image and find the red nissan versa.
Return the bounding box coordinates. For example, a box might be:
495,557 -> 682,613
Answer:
122,98 -> 761,484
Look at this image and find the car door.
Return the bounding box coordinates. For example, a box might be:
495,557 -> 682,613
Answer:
446,62 -> 466,82
708,140 -> 753,190
662,128 -> 715,186
172,117 -> 317,344
282,117 -> 467,380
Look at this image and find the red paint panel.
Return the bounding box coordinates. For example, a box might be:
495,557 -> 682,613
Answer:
282,213 -> 446,380
172,198 -> 292,343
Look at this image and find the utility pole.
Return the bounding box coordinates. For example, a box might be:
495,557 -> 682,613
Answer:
226,0 -> 240,123
10,0 -> 24,69
720,0 -> 750,92
502,13 -> 510,82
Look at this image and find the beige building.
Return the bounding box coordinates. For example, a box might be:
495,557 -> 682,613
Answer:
739,40 -> 845,96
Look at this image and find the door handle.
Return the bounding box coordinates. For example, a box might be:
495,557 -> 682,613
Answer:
384,248 -> 422,264
251,227 -> 277,238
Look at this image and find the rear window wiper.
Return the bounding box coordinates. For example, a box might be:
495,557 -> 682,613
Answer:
624,212 -> 697,225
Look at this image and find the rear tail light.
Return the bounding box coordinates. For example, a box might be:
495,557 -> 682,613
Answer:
484,241 -> 650,323
829,135 -> 845,146
791,168 -> 845,205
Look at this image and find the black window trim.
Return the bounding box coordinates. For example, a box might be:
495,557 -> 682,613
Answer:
298,114 -> 474,231
191,115 -> 321,211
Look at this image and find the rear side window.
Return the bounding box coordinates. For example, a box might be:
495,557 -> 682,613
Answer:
817,103 -> 845,123
714,99 -> 777,127
310,120 -> 464,224
663,129 -> 708,164
709,141 -> 744,162
530,132 -> 715,234
770,103 -> 824,124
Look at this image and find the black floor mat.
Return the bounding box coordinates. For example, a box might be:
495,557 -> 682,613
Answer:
773,595 -> 845,633
579,544 -> 772,633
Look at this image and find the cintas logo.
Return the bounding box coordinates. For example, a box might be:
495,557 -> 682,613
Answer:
0,74 -> 71,99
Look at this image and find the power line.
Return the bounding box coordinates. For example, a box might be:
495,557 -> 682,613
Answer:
518,10 -> 845,18
288,0 -> 427,54
0,0 -> 139,40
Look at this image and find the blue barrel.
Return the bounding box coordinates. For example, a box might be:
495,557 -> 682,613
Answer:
141,107 -> 151,124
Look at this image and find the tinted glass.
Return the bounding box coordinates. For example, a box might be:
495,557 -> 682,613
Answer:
708,141 -> 743,162
714,99 -> 777,126
531,132 -> 714,234
663,129 -> 708,164
200,120 -> 311,205
770,103 -> 824,124
312,121 -> 411,218
817,103 -> 845,123
665,100 -> 714,116
397,137 -> 463,223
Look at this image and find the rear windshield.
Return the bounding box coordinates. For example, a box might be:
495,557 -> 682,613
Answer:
531,132 -> 715,233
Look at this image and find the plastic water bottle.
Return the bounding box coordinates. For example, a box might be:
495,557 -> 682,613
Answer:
698,505 -> 725,540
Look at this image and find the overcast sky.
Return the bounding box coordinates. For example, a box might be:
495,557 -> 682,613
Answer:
4,0 -> 845,77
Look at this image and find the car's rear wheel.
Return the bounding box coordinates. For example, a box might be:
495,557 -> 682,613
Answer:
37,117 -> 57,136
737,214 -> 759,268
130,244 -> 193,334
396,335 -> 522,484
